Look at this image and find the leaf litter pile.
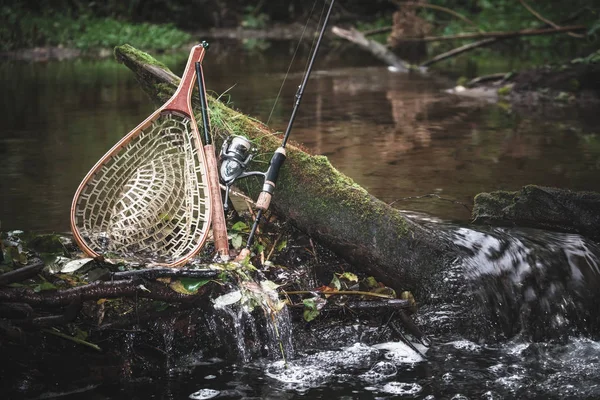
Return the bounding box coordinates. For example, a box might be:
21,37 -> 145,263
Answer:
0,212 -> 420,393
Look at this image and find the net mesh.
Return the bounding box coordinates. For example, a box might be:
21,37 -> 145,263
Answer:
73,111 -> 210,264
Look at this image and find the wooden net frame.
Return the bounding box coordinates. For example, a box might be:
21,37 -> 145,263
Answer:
71,45 -> 213,266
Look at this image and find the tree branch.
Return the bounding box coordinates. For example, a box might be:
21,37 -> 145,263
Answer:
0,280 -> 209,306
397,25 -> 587,42
519,0 -> 585,38
0,259 -> 45,286
331,26 -> 414,72
421,38 -> 497,67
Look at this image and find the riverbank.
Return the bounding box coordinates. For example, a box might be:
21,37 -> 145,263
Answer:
0,13 -> 193,61
446,49 -> 600,108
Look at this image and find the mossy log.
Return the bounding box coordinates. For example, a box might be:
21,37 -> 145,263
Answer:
473,185 -> 600,240
113,44 -> 457,293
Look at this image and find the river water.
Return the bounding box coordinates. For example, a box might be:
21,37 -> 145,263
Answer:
2,40 -> 600,399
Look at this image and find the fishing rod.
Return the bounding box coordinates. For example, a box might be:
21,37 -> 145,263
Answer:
195,43 -> 230,261
218,0 -> 335,258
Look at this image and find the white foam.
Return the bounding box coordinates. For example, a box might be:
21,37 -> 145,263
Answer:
373,341 -> 427,364
359,361 -> 397,383
380,382 -> 423,396
265,361 -> 332,386
445,340 -> 482,352
189,389 -> 220,399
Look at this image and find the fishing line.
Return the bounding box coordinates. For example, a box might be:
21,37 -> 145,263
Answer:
266,0 -> 320,127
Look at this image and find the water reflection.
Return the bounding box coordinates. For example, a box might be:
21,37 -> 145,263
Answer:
1,42 -> 600,232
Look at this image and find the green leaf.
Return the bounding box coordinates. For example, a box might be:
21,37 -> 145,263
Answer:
329,274 -> 341,290
303,307 -> 320,322
364,276 -> 379,289
231,221 -> 249,232
260,279 -> 281,292
276,240 -> 287,252
231,234 -> 243,249
302,297 -> 326,322
180,278 -> 209,292
339,272 -> 358,283
33,282 -> 58,292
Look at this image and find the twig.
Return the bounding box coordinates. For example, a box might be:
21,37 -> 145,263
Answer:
309,238 -> 319,263
108,268 -> 220,281
288,298 -> 413,310
519,0 -> 585,38
396,25 -> 587,42
41,328 -> 102,351
421,38 -> 497,67
390,0 -> 481,31
266,232 -> 283,261
220,183 -> 256,205
388,193 -> 472,213
283,290 -> 396,299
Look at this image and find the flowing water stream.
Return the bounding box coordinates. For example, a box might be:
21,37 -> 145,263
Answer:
2,41 -> 600,399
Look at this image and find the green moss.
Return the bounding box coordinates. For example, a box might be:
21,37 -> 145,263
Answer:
569,78 -> 580,91
497,84 -> 513,96
554,91 -> 573,102
456,76 -> 469,86
114,44 -> 169,70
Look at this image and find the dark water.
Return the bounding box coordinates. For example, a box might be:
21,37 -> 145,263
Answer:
2,41 -> 600,399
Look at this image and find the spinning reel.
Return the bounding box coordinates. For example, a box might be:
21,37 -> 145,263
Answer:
219,135 -> 264,210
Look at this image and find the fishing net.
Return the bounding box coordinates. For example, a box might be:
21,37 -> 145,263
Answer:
72,111 -> 211,264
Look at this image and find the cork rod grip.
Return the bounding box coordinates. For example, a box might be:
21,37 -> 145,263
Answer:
256,192 -> 272,210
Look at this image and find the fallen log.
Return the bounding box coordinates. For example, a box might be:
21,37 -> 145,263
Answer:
114,44 -> 458,294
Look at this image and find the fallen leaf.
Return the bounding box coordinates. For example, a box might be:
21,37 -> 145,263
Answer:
213,290 -> 242,308
60,258 -> 94,273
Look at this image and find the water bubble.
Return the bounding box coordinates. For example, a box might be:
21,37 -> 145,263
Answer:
373,341 -> 426,364
445,340 -> 481,352
380,382 -> 422,396
359,361 -> 397,383
189,388 -> 220,399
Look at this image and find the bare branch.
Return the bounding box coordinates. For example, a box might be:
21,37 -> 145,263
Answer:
421,38 -> 497,67
331,26 -> 414,72
397,25 -> 587,42
519,0 -> 585,38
